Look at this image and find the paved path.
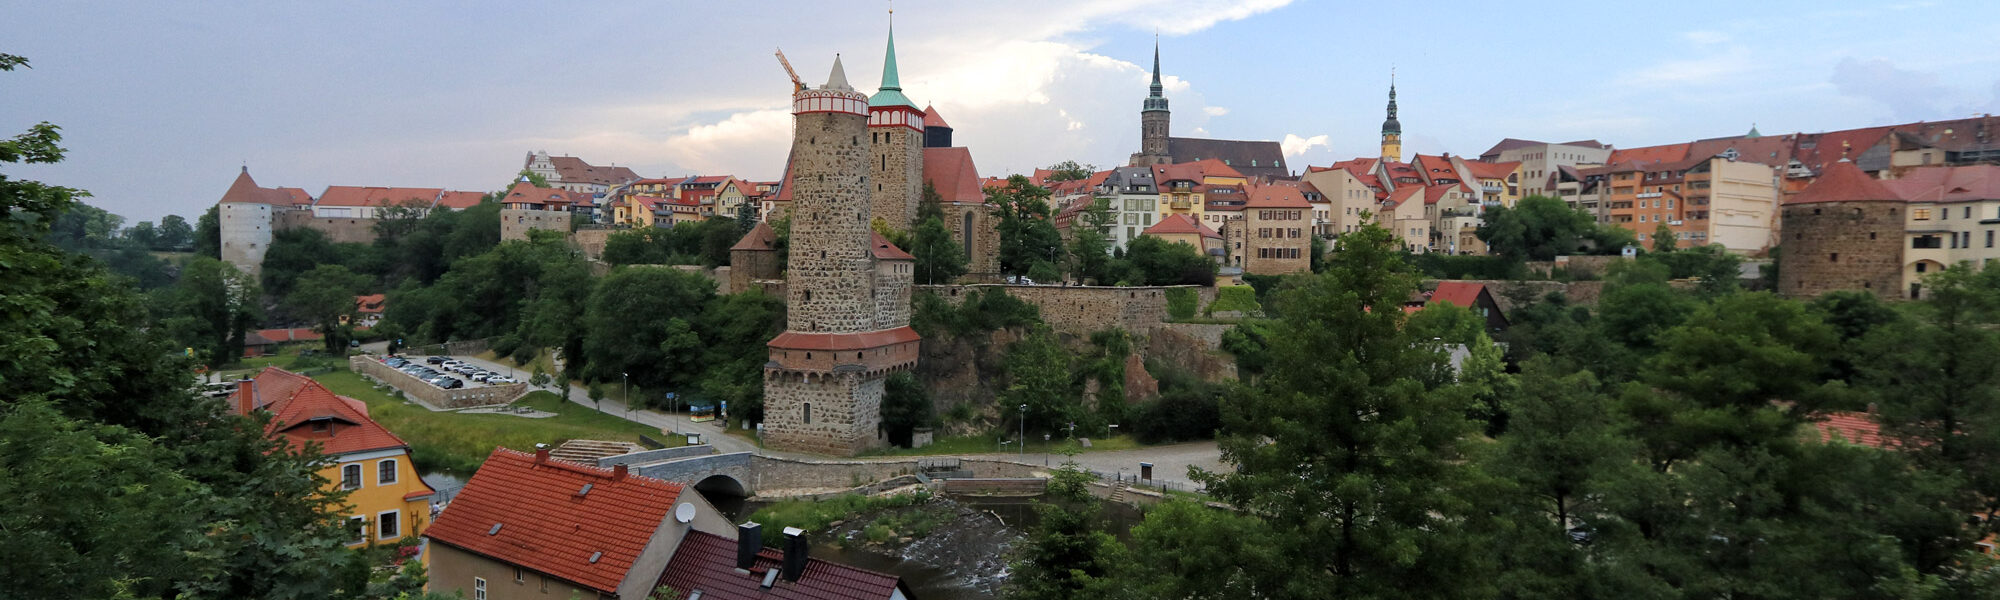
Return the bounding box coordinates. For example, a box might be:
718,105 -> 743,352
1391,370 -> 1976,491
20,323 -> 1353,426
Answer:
422,353 -> 1226,488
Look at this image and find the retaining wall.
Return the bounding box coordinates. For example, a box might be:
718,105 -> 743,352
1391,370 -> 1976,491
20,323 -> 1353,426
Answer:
747,455 -> 1041,492
941,478 -> 1047,496
595,445 -> 717,469
916,284 -> 1190,336
349,356 -> 524,409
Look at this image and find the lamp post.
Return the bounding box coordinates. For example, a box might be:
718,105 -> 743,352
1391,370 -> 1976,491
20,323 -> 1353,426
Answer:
1018,403 -> 1027,458
622,372 -> 629,419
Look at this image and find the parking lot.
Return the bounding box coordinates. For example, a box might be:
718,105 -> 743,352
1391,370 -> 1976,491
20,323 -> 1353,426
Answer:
377,355 -> 519,391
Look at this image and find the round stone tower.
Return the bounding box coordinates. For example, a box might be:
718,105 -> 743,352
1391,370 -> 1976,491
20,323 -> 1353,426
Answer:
764,56 -> 921,456
1777,160 -> 1906,300
868,25 -> 926,231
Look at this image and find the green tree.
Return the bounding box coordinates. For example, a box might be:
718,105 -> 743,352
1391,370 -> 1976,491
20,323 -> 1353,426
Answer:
1041,160 -> 1096,182
1066,198 -> 1116,284
158,213 -> 194,250
1116,500 -> 1279,599
1475,195 -> 1596,261
155,256 -> 261,367
285,264 -> 371,352
1651,222 -> 1678,252
516,169 -> 549,187
582,267 -> 717,392
125,219 -> 159,249
881,372 -> 933,447
695,289 -> 785,424
588,384 -> 606,412
1005,462 -> 1124,600
1200,222 -> 1491,598
194,204 -> 221,258
1001,328 -> 1079,436
907,189 -> 968,284
1119,235 -> 1216,286
990,175 -> 1064,276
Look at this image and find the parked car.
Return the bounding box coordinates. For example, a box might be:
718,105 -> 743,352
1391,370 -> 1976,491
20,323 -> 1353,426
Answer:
472,374 -> 490,383
426,356 -> 446,365
440,378 -> 465,390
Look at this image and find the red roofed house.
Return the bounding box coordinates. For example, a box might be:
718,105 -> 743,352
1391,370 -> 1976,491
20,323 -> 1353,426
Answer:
1142,213 -> 1225,259
1301,160 -> 1388,236
1423,281 -> 1508,332
353,294 -> 386,328
1240,183 -> 1313,274
244,327 -> 324,357
1382,186 -> 1429,252
654,524 -> 912,600
314,186 -> 446,219
232,368 -> 436,550
426,448 -> 735,600
525,150 -> 644,195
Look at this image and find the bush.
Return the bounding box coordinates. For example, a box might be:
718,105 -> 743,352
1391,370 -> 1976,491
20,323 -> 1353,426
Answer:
1131,361 -> 1226,444
1164,288 -> 1198,320
911,288 -> 1042,339
1409,253 -> 1527,280
1206,286 -> 1260,316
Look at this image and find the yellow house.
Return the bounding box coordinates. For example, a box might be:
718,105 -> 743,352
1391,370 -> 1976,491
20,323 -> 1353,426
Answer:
1141,213 -> 1225,258
1152,159 -> 1249,223
235,367 -> 436,552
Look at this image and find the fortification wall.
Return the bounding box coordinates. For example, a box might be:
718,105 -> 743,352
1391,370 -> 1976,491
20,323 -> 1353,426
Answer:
350,356 -> 523,409
916,284 -> 1179,336
500,208 -> 570,242
275,210 -> 380,244
573,228 -> 613,261
1777,201 -> 1905,300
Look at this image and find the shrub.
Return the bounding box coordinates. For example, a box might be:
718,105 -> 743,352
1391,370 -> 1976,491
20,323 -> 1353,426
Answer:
1164,287 -> 1198,320
1206,285 -> 1260,316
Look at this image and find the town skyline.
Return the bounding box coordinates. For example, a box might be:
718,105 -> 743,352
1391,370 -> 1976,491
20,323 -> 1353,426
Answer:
6,0 -> 1998,222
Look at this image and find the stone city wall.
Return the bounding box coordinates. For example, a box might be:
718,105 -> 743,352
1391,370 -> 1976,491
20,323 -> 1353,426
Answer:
916,284 -> 1183,336
572,228 -> 613,261
349,356 -> 524,409
499,208 -> 571,242
276,210 -> 380,244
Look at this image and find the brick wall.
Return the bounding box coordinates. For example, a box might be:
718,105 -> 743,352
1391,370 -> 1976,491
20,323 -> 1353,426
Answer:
916,284 -> 1181,336
350,356 -> 524,409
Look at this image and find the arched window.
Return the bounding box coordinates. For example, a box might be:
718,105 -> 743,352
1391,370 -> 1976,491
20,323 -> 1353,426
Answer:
803,402 -> 813,425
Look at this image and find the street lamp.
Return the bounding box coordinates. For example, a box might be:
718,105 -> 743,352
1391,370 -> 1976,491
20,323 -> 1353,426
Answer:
1018,403 -> 1027,458
622,372 -> 630,419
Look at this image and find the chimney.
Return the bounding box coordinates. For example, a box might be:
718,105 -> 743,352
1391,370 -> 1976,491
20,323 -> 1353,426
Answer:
535,446 -> 550,464
781,527 -> 808,582
613,464 -> 628,480
235,380 -> 256,415
737,522 -> 763,570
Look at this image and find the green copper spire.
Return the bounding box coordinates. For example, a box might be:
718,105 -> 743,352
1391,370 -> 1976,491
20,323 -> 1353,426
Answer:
869,21 -> 920,109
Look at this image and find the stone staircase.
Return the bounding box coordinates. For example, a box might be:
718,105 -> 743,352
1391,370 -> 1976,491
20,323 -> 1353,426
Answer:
549,439 -> 642,464
1107,481 -> 1130,503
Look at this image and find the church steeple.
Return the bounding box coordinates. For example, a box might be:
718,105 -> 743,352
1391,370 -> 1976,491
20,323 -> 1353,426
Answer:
1380,70 -> 1403,162
1148,40 -> 1164,99
1132,37 -> 1172,166
869,19 -> 918,109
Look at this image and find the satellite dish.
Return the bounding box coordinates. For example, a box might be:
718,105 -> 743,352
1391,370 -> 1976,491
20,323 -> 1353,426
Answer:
675,503 -> 696,524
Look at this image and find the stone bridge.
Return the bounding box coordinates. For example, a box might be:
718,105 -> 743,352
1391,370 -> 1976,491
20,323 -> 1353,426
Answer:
595,445 -> 1046,500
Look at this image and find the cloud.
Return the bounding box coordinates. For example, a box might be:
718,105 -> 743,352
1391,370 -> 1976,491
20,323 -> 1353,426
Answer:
1204,106 -> 1230,116
1099,0 -> 1297,35
1615,48 -> 1754,87
1829,56 -> 1952,121
1280,133 -> 1328,157
1681,30 -> 1728,45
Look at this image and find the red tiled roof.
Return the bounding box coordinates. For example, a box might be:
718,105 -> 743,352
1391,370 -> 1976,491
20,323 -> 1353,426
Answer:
768,327 -> 921,351
355,294 -> 386,314
1383,185 -> 1423,209
250,327 -> 323,344
1815,411 -> 1889,449
238,368 -> 408,456
317,186 -> 444,208
1152,158 -> 1243,184
1479,138 -> 1543,160
731,221 -> 778,251
218,168 -> 304,206
549,156 -> 642,187
1792,127 -> 1896,173
426,448 -> 687,595
870,233 -> 913,261
1880,165 -> 2000,203
1786,160 -> 1900,205
435,191 -> 488,210
1607,143 -> 1690,166
1244,183 -> 1312,209
1463,160 -> 1520,180
686,175 -> 733,185
1427,281 -> 1486,309
502,182 -> 573,207
1143,213 -> 1223,239
922,147 -> 985,204
655,530 -> 902,600
1424,183 -> 1469,205
922,104 -> 951,129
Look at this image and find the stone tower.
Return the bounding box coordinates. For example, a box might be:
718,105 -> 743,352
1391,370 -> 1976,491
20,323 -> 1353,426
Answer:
218,167 -> 277,278
869,24 -> 926,231
763,57 -> 922,456
1381,72 -> 1403,162
1777,160 -> 1906,301
1129,41 -> 1172,167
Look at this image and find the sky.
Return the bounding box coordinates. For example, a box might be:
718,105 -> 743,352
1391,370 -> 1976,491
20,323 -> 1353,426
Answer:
6,1 -> 1999,223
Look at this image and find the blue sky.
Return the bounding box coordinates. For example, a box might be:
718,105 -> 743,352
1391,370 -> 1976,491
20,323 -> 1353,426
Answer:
5,0 -> 1997,223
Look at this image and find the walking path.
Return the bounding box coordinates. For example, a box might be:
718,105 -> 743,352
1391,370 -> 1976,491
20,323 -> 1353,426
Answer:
448,354 -> 762,455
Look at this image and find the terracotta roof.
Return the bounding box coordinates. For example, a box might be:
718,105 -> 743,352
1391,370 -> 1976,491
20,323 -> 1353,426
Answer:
218,168 -> 305,206
317,186 -> 444,208
1814,411 -> 1890,449
686,175 -> 733,185
1152,158 -> 1244,184
426,448 -> 687,595
1685,135 -> 1795,169
436,191 -> 487,210
1462,160 -> 1520,180
250,327 -> 323,344
355,294 -> 386,314
767,326 -> 920,351
549,156 -> 642,187
1881,165 -> 2000,203
731,221 -> 778,251
1786,160 -> 1900,205
502,182 -> 575,208
1791,127 -> 1895,172
922,147 -> 985,204
654,530 -> 903,600
1143,213 -> 1223,239
1427,281 -> 1486,309
1166,137 -> 1287,178
1383,185 -> 1423,209
1423,183 -> 1469,205
1244,183 -> 1312,209
1479,138 -> 1544,160
870,232 -> 913,261
1607,144 -> 1689,166
922,104 -> 951,129
236,367 -> 406,456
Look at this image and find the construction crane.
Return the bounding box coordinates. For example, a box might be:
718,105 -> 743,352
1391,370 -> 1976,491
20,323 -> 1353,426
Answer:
774,48 -> 804,93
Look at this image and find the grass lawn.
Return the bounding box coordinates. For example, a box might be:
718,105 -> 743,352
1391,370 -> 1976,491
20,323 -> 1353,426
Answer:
475,349 -> 558,377
860,433 -> 1146,457
311,369 -> 679,475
